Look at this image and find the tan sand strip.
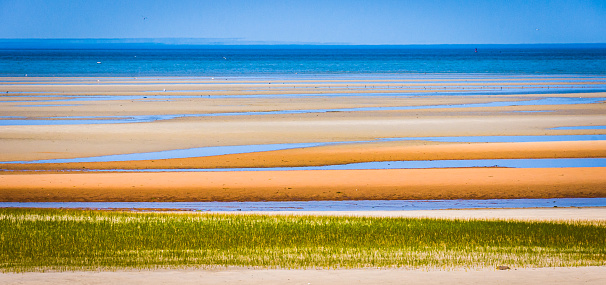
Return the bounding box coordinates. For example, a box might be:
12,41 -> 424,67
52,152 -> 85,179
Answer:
2,267 -> 606,285
1,167 -> 605,202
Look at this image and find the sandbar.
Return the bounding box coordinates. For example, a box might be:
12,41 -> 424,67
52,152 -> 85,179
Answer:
1,167 -> 605,202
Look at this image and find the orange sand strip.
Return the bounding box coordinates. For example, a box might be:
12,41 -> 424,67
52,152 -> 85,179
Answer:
1,167 -> 604,202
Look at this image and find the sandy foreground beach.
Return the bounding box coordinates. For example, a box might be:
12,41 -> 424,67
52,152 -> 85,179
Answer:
2,266 -> 606,285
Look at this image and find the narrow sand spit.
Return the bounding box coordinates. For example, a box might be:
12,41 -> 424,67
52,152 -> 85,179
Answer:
198,207 -> 606,222
2,267 -> 606,285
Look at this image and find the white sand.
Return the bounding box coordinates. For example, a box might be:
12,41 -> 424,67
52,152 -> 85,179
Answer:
217,207 -> 606,221
2,267 -> 606,285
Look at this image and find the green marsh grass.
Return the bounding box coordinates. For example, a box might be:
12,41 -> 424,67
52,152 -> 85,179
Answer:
1,208 -> 605,272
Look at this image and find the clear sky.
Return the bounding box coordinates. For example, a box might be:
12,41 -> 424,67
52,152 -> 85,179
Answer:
1,0 -> 605,44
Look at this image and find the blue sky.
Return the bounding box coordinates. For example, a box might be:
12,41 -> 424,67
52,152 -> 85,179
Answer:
1,0 -> 605,44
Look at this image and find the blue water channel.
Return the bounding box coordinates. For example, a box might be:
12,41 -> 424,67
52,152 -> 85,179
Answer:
1,198 -> 605,211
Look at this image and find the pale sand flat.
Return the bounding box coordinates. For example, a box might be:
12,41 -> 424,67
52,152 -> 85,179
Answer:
1,77 -> 604,161
3,111 -> 605,161
212,207 -> 606,222
2,267 -> 606,285
1,78 -> 604,152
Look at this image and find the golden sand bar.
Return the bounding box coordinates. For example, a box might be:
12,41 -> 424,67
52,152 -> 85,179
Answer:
1,168 -> 605,202
1,76 -> 605,202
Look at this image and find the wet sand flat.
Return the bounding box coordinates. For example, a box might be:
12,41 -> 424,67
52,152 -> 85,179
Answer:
1,76 -> 605,202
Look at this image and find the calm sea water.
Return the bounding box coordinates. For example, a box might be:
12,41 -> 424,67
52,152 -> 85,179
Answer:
1,46 -> 606,76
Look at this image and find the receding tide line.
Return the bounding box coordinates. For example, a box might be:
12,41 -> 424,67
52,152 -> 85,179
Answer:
2,135 -> 605,164
1,198 -> 605,211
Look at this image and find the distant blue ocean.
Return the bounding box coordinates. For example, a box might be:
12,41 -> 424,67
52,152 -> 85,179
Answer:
1,44 -> 606,76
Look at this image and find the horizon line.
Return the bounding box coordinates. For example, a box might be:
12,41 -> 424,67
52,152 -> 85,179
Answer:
1,38 -> 606,47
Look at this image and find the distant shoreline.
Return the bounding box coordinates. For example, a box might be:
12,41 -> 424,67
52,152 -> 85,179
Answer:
2,38 -> 606,49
